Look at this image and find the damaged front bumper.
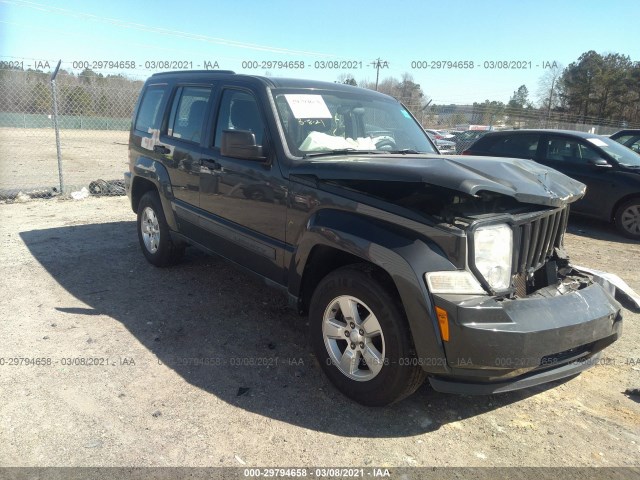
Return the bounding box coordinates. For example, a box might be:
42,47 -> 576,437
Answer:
427,265 -> 638,395
572,265 -> 640,313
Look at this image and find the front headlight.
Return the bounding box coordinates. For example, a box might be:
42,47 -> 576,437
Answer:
473,223 -> 513,291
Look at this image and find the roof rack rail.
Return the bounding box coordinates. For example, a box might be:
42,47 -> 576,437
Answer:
151,70 -> 236,76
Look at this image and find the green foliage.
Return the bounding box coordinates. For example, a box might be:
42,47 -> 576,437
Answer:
507,85 -> 531,110
360,73 -> 430,120
559,51 -> 639,124
29,82 -> 51,114
472,100 -> 506,125
0,67 -> 142,120
63,85 -> 93,115
96,93 -> 109,113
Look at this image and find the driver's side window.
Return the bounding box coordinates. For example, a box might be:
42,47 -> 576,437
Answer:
214,90 -> 265,148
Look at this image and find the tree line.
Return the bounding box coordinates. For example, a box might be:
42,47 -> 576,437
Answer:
0,67 -> 142,118
1,50 -> 638,127
342,50 -> 639,128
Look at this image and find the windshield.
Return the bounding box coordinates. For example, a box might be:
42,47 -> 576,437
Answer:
587,136 -> 640,167
272,89 -> 438,157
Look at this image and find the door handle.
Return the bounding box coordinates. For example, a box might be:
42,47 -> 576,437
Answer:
201,158 -> 222,170
153,145 -> 170,154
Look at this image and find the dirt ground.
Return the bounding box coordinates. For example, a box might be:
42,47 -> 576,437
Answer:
0,196 -> 639,471
0,128 -> 129,194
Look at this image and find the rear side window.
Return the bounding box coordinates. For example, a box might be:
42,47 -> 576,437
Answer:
135,85 -> 166,133
486,134 -> 539,159
167,86 -> 212,143
615,135 -> 634,144
544,136 -> 600,163
615,134 -> 640,152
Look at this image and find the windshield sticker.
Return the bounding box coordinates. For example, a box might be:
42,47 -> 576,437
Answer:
401,109 -> 411,119
587,138 -> 608,147
284,94 -> 332,119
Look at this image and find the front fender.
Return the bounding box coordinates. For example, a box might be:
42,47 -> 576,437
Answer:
291,208 -> 462,373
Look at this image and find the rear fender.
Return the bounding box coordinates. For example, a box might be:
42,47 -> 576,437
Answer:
131,157 -> 178,231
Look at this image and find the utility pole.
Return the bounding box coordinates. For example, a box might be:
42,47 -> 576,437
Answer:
545,76 -> 556,128
50,60 -> 64,194
373,58 -> 386,91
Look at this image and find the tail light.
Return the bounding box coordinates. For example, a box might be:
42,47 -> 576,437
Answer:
461,150 -> 472,155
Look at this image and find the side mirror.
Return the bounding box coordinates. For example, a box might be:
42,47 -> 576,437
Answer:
221,130 -> 265,161
588,158 -> 612,168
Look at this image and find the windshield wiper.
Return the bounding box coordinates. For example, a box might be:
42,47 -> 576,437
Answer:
386,149 -> 424,154
302,149 -> 382,158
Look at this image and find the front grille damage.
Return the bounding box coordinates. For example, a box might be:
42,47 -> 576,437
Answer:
515,207 -> 569,274
512,206 -> 572,297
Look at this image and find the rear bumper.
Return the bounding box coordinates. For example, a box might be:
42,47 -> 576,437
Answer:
428,282 -> 622,393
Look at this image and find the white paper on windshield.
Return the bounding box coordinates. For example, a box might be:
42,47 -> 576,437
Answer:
284,94 -> 332,119
299,131 -> 377,151
587,138 -> 608,147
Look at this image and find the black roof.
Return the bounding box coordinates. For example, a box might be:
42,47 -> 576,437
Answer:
148,70 -> 393,100
611,129 -> 640,136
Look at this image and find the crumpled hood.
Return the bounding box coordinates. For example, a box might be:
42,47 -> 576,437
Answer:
290,154 -> 586,207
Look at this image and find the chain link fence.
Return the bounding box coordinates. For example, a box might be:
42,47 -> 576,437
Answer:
0,66 -> 635,202
0,67 -> 141,201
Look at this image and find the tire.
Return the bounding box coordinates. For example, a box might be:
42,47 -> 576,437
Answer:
309,265 -> 426,406
614,198 -> 640,240
137,190 -> 185,266
88,179 -> 109,196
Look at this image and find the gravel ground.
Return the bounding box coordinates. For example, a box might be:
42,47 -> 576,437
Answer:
0,128 -> 128,194
0,196 -> 639,470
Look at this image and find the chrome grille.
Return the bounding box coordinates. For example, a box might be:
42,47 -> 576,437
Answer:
514,207 -> 568,274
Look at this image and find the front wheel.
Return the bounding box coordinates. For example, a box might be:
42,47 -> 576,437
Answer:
137,191 -> 185,266
614,198 -> 640,240
309,265 -> 425,406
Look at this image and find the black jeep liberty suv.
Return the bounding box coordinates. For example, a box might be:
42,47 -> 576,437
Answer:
125,70 -> 633,406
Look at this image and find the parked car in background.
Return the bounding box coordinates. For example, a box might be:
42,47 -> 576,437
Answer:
611,129 -> 640,153
435,130 -> 455,139
424,129 -> 448,140
446,130 -> 465,139
448,130 -> 466,138
434,139 -> 456,154
452,130 -> 490,153
424,129 -> 456,153
463,129 -> 640,239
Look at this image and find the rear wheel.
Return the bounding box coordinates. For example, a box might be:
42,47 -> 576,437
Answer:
137,190 -> 185,266
614,198 -> 640,240
309,265 -> 425,406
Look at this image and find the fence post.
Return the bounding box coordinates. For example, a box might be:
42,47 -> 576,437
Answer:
50,60 -> 64,194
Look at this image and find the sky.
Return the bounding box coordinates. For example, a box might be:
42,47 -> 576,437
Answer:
1,0 -> 638,105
